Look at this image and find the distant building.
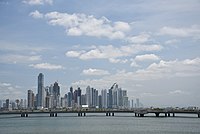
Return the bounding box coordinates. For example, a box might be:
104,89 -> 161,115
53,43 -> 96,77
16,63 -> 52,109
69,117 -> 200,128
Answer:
53,82 -> 60,108
5,99 -> 9,109
27,90 -> 34,109
37,73 -> 45,109
101,89 -> 107,109
136,98 -> 140,108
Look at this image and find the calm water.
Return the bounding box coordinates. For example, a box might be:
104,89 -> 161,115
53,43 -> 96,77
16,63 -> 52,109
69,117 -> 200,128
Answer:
0,113 -> 200,134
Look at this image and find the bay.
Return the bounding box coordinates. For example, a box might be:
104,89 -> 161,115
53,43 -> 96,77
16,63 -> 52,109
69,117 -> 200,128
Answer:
0,113 -> 200,134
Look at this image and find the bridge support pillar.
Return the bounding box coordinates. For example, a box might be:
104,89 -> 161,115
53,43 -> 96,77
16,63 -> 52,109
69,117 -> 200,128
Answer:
81,113 -> 82,116
78,112 -> 80,116
165,113 -> 167,117
135,113 -> 137,117
140,114 -> 144,117
168,113 -> 170,117
21,113 -> 25,117
106,112 -> 108,116
198,113 -> 200,118
55,113 -> 57,117
50,113 -> 54,117
173,113 -> 175,117
155,113 -> 160,117
112,113 -> 114,116
25,113 -> 28,117
109,112 -> 111,116
84,113 -> 86,116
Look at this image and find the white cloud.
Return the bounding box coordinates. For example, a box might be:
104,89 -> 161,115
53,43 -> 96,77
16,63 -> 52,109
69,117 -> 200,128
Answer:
109,58 -> 128,64
65,50 -> 85,58
73,57 -> 200,89
127,33 -> 150,43
135,54 -> 160,61
31,12 -> 131,39
159,25 -> 200,39
29,63 -> 64,70
165,39 -> 180,45
82,68 -> 110,76
66,44 -> 162,62
23,0 -> 53,5
169,90 -> 185,95
0,54 -> 41,64
0,82 -> 23,99
29,10 -> 43,19
0,82 -> 11,87
130,60 -> 140,67
136,57 -> 200,78
0,42 -> 48,52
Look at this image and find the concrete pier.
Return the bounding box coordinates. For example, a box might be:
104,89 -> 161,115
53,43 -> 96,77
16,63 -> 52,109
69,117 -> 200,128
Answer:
173,113 -> 175,117
140,114 -> 144,117
198,113 -> 200,118
155,113 -> 160,117
168,113 -> 170,117
112,113 -> 114,116
84,113 -> 86,116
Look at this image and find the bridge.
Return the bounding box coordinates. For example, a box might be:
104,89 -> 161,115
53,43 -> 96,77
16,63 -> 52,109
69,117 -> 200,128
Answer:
0,109 -> 199,118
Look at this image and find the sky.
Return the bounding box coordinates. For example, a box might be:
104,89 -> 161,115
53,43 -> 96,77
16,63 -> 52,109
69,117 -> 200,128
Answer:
0,0 -> 200,107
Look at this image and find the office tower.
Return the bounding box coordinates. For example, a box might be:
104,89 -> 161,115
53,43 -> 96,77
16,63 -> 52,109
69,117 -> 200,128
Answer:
136,98 -> 139,108
37,73 -> 45,109
27,90 -> 34,109
77,87 -> 81,107
53,82 -> 60,108
0,100 -> 2,108
81,94 -> 86,105
86,86 -> 91,107
117,88 -> 123,108
70,86 -> 74,100
101,89 -> 107,109
74,89 -> 78,104
123,96 -> 129,109
5,99 -> 9,109
98,95 -> 102,109
108,88 -> 112,109
67,91 -> 72,107
131,99 -> 134,108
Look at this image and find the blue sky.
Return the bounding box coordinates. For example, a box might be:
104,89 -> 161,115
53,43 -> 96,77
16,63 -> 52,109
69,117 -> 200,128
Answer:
0,0 -> 200,107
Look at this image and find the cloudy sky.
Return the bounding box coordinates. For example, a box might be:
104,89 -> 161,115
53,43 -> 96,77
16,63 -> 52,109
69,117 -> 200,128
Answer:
0,0 -> 200,107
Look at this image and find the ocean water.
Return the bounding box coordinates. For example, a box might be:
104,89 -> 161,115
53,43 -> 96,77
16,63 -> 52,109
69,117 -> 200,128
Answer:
0,113 -> 200,134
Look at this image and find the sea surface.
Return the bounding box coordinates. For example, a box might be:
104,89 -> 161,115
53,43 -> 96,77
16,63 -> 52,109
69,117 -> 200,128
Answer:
0,113 -> 200,134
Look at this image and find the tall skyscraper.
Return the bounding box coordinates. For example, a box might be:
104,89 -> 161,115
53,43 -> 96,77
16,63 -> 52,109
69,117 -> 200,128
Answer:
101,89 -> 107,108
27,90 -> 34,109
53,82 -> 60,108
37,73 -> 45,109
136,98 -> 140,108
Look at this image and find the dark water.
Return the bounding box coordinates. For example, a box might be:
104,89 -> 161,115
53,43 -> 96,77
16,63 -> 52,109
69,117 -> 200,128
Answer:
0,113 -> 200,134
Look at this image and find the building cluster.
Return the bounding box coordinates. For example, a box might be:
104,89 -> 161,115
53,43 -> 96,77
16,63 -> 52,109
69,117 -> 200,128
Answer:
0,73 -> 142,111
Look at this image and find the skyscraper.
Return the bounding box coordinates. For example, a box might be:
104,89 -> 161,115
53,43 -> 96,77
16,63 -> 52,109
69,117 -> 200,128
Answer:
53,82 -> 60,108
37,73 -> 45,109
27,90 -> 34,109
101,89 -> 107,109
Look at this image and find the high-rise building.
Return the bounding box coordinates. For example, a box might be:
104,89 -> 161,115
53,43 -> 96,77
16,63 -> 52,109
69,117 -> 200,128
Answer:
5,99 -> 9,109
101,89 -> 107,109
53,82 -> 60,108
37,73 -> 45,109
86,86 -> 91,107
136,98 -> 140,108
108,88 -> 112,109
27,90 -> 34,109
77,87 -> 81,107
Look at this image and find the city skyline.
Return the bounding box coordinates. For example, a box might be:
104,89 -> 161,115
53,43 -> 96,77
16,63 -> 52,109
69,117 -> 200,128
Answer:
0,0 -> 200,107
